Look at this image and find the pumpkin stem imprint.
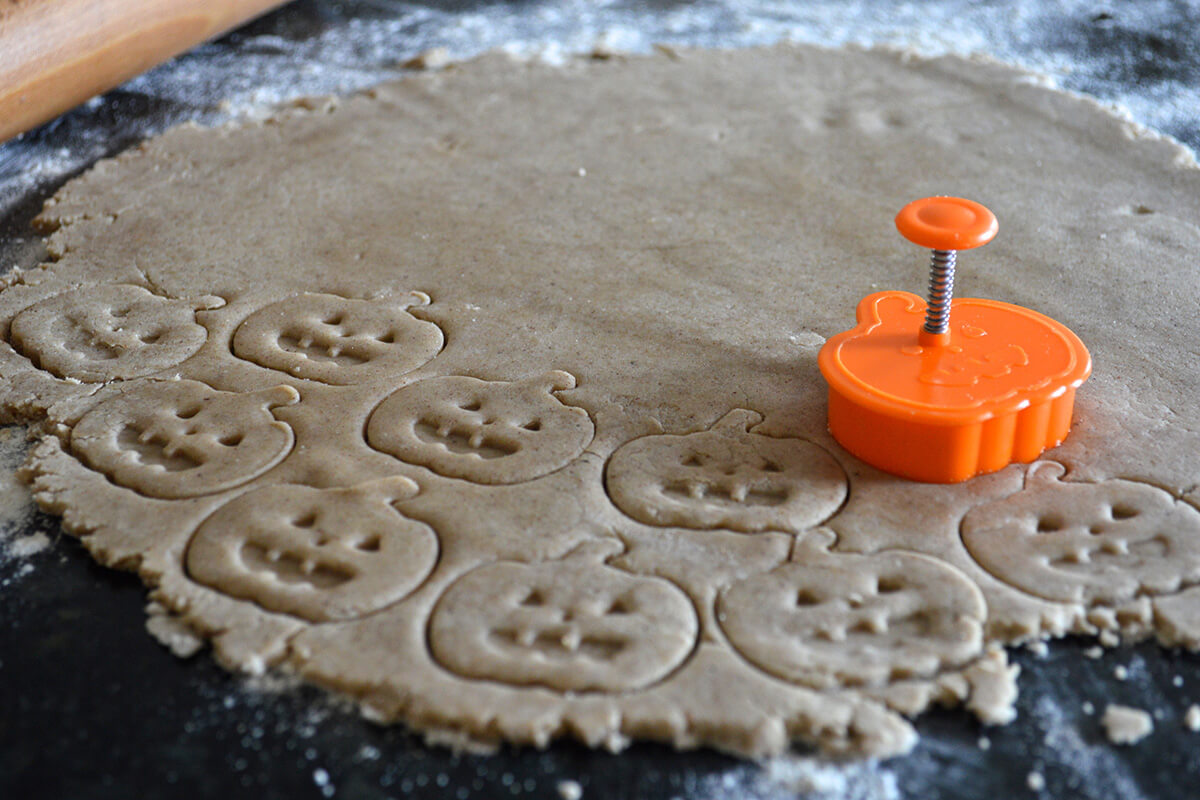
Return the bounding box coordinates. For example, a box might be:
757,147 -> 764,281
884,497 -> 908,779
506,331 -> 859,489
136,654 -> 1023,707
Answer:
790,527 -> 839,559
256,384 -> 303,411
1026,459 -> 1069,487
191,294 -> 228,311
384,289 -> 433,308
356,474 -> 421,505
525,369 -> 578,394
712,408 -> 765,432
560,537 -> 626,564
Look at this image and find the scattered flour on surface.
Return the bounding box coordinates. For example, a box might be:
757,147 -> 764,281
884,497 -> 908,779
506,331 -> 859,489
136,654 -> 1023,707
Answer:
1101,705 -> 1154,746
698,756 -> 899,800
313,766 -> 334,798
0,425 -> 51,585
556,779 -> 583,800
0,426 -> 34,518
1184,705 -> 1200,732
1031,695 -> 1145,800
8,531 -> 48,558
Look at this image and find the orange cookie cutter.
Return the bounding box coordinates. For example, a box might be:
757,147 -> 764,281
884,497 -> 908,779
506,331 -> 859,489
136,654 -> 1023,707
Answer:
818,197 -> 1091,483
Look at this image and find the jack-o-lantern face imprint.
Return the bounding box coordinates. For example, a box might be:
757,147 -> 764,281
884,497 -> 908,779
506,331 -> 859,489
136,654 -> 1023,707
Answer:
366,371 -> 594,484
429,558 -> 698,692
605,409 -> 848,533
70,380 -> 299,499
231,291 -> 444,384
718,549 -> 986,689
962,461 -> 1200,606
9,284 -> 224,382
186,477 -> 437,623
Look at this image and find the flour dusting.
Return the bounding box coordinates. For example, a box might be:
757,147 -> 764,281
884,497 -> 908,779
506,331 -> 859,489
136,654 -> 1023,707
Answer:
0,425 -> 50,584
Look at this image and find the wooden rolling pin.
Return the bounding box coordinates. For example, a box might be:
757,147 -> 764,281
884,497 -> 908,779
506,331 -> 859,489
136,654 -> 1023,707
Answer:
0,0 -> 291,144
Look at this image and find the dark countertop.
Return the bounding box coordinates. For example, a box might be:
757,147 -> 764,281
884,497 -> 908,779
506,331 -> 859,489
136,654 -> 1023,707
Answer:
3,3 -> 1200,798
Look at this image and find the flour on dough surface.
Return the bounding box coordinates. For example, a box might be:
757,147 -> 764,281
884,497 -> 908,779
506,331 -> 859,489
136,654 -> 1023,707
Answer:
3,45 -> 1200,758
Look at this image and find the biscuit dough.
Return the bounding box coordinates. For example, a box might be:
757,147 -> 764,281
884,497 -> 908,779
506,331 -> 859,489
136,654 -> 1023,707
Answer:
1101,704 -> 1155,745
3,45 -> 1200,758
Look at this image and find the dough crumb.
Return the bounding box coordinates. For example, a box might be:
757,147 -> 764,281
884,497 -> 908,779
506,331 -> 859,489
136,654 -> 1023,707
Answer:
964,651 -> 1020,725
652,43 -> 682,60
1174,675 -> 1185,688
589,37 -> 617,61
144,602 -> 204,658
1113,665 -> 1129,681
1098,630 -> 1120,648
1082,701 -> 1095,716
242,669 -> 303,695
1083,645 -> 1104,659
788,331 -> 826,347
557,779 -> 584,800
1184,705 -> 1200,731
1087,606 -> 1118,631
1026,640 -> 1048,657
1101,704 -> 1154,745
402,48 -> 451,70
977,736 -> 991,751
1026,771 -> 1045,792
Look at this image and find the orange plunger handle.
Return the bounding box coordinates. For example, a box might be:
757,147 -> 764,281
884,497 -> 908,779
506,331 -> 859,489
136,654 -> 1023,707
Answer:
895,196 -> 998,347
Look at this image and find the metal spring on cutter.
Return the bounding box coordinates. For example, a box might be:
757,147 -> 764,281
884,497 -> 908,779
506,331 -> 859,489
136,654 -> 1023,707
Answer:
924,249 -> 956,334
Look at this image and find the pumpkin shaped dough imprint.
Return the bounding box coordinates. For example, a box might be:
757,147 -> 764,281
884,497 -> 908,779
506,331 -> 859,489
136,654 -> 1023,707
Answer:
429,550 -> 698,692
605,408 -> 848,533
366,370 -> 594,484
10,283 -> 224,382
186,476 -> 438,623
70,379 -> 299,499
231,291 -> 443,384
719,540 -> 986,689
962,460 -> 1200,606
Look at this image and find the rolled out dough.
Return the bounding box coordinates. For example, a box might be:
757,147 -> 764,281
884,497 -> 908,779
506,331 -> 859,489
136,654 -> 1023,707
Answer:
4,45 -> 1200,758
